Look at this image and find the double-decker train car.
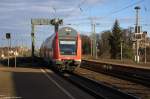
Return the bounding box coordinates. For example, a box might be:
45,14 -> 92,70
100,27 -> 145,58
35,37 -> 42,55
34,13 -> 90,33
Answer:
40,27 -> 81,71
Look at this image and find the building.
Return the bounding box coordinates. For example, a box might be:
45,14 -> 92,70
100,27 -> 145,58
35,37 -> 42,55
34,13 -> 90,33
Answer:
0,47 -> 30,59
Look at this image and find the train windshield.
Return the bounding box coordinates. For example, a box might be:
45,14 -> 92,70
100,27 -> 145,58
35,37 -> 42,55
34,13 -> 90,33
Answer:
59,40 -> 76,55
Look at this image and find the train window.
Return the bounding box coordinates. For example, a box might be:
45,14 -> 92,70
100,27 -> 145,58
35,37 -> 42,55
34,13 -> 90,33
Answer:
59,40 -> 76,55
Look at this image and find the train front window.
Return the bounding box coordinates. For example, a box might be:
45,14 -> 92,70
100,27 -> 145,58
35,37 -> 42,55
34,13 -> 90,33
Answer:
59,41 -> 76,55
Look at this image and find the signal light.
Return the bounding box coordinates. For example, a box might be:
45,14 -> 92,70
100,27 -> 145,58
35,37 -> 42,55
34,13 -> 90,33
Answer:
50,18 -> 63,25
143,31 -> 147,34
6,33 -> 11,39
31,33 -> 34,37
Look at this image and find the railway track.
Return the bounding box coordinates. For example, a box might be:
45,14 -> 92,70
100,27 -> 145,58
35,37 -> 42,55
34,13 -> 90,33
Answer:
75,68 -> 150,99
81,60 -> 150,87
47,69 -> 138,99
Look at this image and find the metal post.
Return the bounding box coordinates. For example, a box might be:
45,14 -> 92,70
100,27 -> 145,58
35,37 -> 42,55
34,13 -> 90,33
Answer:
145,34 -> 147,64
135,8 -> 139,27
121,41 -> 123,61
145,43 -> 146,64
7,39 -> 10,67
6,33 -> 11,67
136,40 -> 139,63
93,23 -> 96,58
15,54 -> 16,68
90,39 -> 93,56
96,42 -> 98,59
31,24 -> 35,57
134,6 -> 141,63
90,18 -> 93,57
55,24 -> 59,33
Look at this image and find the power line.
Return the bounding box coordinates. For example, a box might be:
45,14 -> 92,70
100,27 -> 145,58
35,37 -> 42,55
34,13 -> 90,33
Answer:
107,0 -> 145,16
65,0 -> 87,18
66,0 -> 145,22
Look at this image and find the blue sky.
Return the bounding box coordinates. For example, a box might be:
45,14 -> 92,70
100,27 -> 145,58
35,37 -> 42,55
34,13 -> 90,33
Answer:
0,0 -> 150,48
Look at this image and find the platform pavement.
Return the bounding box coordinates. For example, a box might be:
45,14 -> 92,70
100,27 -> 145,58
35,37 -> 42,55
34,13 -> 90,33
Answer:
82,58 -> 150,70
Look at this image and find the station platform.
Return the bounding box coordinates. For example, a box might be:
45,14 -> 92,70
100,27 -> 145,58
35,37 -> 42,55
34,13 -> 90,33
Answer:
82,58 -> 150,70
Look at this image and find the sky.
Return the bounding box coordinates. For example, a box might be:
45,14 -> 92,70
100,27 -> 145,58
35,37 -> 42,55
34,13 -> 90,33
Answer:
0,0 -> 150,49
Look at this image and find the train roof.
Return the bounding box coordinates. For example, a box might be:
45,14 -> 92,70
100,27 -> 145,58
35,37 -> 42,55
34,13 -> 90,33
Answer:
58,27 -> 78,37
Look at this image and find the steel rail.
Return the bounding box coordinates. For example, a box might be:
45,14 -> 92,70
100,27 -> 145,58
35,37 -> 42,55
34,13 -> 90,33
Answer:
82,60 -> 150,87
61,71 -> 139,99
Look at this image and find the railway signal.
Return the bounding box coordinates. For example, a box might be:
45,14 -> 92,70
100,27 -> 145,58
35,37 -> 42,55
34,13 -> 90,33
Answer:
6,33 -> 11,67
50,18 -> 63,33
6,33 -> 11,39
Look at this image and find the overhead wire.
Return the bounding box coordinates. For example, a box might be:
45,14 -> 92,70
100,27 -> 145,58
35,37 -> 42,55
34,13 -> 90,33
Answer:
106,0 -> 145,17
67,0 -> 145,23
64,0 -> 87,19
65,0 -> 146,34
60,0 -> 146,30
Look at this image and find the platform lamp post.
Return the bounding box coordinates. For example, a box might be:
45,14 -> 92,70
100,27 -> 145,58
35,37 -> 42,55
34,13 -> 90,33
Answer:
134,6 -> 141,63
6,33 -> 11,67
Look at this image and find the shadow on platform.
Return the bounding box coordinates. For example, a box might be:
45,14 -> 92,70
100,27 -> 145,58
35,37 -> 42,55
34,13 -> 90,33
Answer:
0,57 -> 49,69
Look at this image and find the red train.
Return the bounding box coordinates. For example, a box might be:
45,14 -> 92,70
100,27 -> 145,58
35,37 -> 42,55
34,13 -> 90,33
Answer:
40,27 -> 81,71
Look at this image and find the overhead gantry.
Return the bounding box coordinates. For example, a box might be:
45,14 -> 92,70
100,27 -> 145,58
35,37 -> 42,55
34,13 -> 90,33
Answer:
31,18 -> 63,57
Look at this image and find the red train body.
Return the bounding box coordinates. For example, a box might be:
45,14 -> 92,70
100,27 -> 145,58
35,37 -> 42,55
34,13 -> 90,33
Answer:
40,27 -> 81,71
